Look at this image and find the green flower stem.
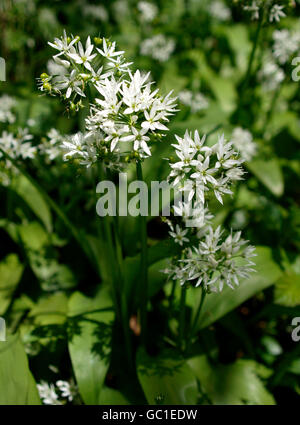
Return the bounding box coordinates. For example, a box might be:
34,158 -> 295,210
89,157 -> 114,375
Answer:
190,287 -> 206,338
178,285 -> 187,351
262,83 -> 283,135
186,287 -> 206,353
99,165 -> 132,367
136,160 -> 148,346
237,11 -> 264,117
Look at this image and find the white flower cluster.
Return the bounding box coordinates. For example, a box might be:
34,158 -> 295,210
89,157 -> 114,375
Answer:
82,4 -> 109,22
164,130 -> 256,292
231,127 -> 257,162
0,129 -> 36,161
243,1 -> 286,23
168,131 -> 244,207
0,95 -> 16,124
208,0 -> 231,21
42,33 -> 177,168
137,1 -> 158,22
165,226 -> 256,293
272,29 -> 300,65
178,90 -> 209,114
140,34 -> 176,62
39,32 -> 132,107
0,129 -> 36,185
37,380 -> 77,405
258,58 -> 285,91
38,128 -> 65,162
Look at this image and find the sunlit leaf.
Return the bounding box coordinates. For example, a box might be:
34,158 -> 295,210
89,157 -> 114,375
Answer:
188,356 -> 275,405
137,348 -> 198,405
0,254 -> 24,316
0,335 -> 41,405
68,287 -> 114,405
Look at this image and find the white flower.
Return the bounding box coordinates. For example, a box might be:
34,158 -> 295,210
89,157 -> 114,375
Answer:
169,224 -> 189,246
140,34 -> 175,62
0,95 -> 16,124
209,0 -> 231,21
273,29 -> 300,65
243,1 -> 260,20
56,380 -> 77,402
54,69 -> 86,98
137,1 -> 158,22
258,58 -> 285,91
142,106 -> 169,131
39,128 -> 64,161
0,129 -> 36,161
179,90 -> 209,113
62,132 -> 86,159
169,131 -> 243,206
48,30 -> 78,57
121,127 -> 151,156
269,4 -> 286,22
83,4 -> 108,22
231,127 -> 257,162
97,38 -> 124,59
67,36 -> 97,71
37,381 -> 62,405
164,225 -> 256,292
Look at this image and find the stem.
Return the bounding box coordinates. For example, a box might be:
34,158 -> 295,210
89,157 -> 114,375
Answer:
136,160 -> 148,346
190,287 -> 206,338
185,287 -> 206,353
262,83 -> 282,135
178,285 -> 187,350
98,165 -> 132,367
237,11 -> 264,118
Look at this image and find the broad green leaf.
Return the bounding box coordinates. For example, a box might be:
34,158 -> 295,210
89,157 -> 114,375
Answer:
98,386 -> 130,405
274,273 -> 300,307
221,25 -> 251,75
18,222 -> 77,291
188,356 -> 275,405
29,292 -> 68,326
0,334 -> 41,405
11,174 -> 52,233
68,287 -> 114,405
247,159 -> 284,197
192,246 -> 282,330
187,50 -> 237,113
0,254 -> 24,315
137,348 -> 198,405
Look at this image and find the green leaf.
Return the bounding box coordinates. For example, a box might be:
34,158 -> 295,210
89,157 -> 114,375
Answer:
247,159 -> 284,197
221,25 -> 251,76
188,356 -> 275,405
187,50 -> 237,114
29,292 -> 68,326
11,174 -> 52,233
0,254 -> 24,316
193,246 -> 283,330
18,222 -> 77,291
98,386 -> 130,405
136,348 -> 198,405
274,273 -> 300,307
0,334 -> 41,405
68,287 -> 114,405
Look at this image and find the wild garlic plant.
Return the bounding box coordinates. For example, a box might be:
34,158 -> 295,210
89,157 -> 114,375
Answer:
239,0 -> 294,22
39,31 -> 255,353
